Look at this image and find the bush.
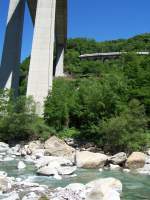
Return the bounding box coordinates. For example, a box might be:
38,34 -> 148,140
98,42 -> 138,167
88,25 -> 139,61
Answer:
0,91 -> 51,143
58,128 -> 80,139
17,34 -> 150,152
97,99 -> 149,153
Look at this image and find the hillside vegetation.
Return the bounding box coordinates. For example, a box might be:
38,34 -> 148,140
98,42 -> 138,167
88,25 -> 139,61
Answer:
0,33 -> 150,153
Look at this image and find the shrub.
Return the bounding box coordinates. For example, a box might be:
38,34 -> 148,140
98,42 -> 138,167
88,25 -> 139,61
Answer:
58,128 -> 80,139
0,91 -> 51,143
97,99 -> 149,153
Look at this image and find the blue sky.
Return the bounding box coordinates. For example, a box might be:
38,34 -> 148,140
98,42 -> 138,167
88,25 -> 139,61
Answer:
0,0 -> 150,60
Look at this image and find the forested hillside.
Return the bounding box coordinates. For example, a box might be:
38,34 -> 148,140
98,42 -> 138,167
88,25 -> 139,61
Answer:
0,33 -> 150,153
46,33 -> 150,153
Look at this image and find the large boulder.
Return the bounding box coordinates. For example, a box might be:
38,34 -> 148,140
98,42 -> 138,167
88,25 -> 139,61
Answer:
28,141 -> 43,151
109,152 -> 127,165
37,157 -> 76,177
44,136 -> 75,161
37,165 -> 61,180
0,177 -> 12,193
35,156 -> 73,169
37,165 -> 76,176
76,151 -> 108,169
86,177 -> 122,193
126,152 -> 146,169
51,178 -> 122,200
85,178 -> 122,200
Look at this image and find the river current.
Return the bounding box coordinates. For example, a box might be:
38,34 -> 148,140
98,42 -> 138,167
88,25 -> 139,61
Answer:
0,160 -> 150,200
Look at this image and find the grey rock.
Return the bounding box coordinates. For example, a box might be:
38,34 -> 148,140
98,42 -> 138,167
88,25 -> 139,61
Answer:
109,152 -> 127,165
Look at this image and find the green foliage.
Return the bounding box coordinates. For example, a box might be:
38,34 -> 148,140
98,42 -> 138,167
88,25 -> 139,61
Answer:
19,57 -> 30,96
16,33 -> 150,152
44,78 -> 77,130
0,91 -> 51,143
44,34 -> 150,153
97,99 -> 149,153
58,128 -> 80,139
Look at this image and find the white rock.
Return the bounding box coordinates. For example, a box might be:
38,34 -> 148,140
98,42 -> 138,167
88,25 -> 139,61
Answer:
0,171 -> 7,178
0,142 -> 9,152
110,164 -> 121,170
65,183 -> 85,192
57,166 -> 77,175
22,192 -> 40,200
0,177 -> 12,192
54,173 -> 62,180
17,161 -> 26,169
85,178 -> 122,200
146,149 -> 150,156
0,152 -> 6,156
52,183 -> 85,199
103,189 -> 120,200
3,157 -> 14,162
35,156 -> 73,169
16,178 -> 22,182
86,178 -> 122,193
10,144 -> 21,155
51,178 -> 122,200
123,169 -> 130,173
1,191 -> 19,200
138,164 -> 150,175
20,148 -> 27,156
37,166 -> 58,176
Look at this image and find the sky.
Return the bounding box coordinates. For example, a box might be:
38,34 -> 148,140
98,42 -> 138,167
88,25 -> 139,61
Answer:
0,0 -> 150,61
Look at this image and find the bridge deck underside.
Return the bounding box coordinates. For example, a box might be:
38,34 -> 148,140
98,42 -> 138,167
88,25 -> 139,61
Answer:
27,0 -> 67,45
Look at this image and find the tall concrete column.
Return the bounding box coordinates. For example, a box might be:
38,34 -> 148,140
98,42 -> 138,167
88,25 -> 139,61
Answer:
55,0 -> 67,77
27,0 -> 56,115
55,45 -> 64,77
0,0 -> 25,96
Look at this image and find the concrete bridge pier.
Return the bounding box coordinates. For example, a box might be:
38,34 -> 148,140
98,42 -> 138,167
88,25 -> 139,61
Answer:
55,44 -> 64,77
0,0 -> 25,96
27,0 -> 56,115
54,0 -> 67,77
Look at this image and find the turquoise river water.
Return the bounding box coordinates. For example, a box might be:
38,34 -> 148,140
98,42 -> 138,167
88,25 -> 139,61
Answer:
0,161 -> 150,200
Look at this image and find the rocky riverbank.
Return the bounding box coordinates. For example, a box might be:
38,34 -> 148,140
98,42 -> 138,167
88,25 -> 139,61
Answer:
0,136 -> 150,199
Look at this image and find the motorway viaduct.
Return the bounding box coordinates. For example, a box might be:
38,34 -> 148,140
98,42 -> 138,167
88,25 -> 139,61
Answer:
0,0 -> 67,114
